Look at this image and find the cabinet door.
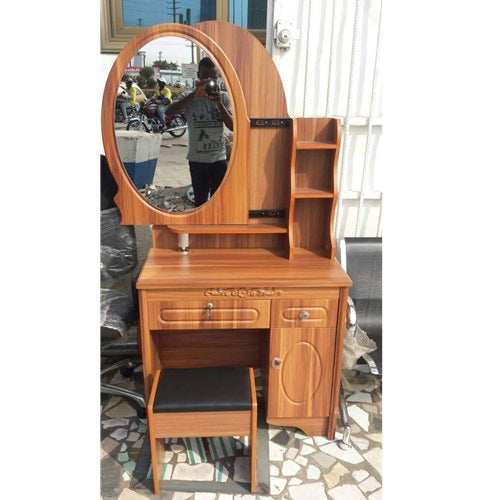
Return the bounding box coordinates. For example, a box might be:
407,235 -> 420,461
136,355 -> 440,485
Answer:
267,327 -> 335,418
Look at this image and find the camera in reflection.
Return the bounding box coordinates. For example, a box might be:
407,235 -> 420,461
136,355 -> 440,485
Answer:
205,79 -> 218,96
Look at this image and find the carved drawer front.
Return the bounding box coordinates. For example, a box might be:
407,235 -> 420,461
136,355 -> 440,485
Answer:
147,299 -> 270,330
271,299 -> 338,328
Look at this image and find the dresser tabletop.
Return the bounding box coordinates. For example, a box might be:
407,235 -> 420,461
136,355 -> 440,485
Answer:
136,248 -> 352,290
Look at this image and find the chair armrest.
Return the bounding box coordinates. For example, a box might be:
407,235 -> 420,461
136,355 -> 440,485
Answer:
347,296 -> 357,330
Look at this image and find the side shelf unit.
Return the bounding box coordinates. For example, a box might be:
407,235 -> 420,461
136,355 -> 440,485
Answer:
288,118 -> 341,259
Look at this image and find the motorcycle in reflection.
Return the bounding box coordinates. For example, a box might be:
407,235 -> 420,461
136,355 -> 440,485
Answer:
126,98 -> 187,137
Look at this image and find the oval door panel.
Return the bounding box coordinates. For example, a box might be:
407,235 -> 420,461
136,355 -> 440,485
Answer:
281,341 -> 322,404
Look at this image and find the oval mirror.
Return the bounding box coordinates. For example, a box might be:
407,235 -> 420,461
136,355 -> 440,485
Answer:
114,35 -> 234,213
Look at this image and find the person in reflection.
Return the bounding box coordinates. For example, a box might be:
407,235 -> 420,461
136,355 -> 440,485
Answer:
118,78 -> 137,123
152,77 -> 173,129
165,57 -> 233,207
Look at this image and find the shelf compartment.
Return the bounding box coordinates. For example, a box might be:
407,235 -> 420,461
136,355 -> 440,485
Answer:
167,224 -> 288,234
294,188 -> 334,198
294,149 -> 335,193
296,141 -> 337,150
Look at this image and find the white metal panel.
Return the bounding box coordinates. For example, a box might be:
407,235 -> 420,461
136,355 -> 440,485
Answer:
270,0 -> 383,239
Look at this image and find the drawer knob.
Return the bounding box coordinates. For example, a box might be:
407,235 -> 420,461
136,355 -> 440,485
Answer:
272,357 -> 282,368
299,310 -> 310,320
206,302 -> 214,319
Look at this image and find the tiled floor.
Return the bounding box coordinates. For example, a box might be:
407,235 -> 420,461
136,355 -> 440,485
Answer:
101,363 -> 382,500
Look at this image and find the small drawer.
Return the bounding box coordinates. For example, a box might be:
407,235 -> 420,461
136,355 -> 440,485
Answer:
271,299 -> 338,328
147,299 -> 270,330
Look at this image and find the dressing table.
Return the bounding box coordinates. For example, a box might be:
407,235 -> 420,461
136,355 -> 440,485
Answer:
101,21 -> 351,440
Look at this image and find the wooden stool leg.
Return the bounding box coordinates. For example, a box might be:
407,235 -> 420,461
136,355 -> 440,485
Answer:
147,370 -> 164,495
249,367 -> 257,493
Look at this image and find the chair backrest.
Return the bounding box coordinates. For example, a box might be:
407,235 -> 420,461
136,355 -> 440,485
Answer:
340,237 -> 382,301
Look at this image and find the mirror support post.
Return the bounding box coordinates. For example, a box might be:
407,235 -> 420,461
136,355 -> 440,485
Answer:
177,233 -> 190,254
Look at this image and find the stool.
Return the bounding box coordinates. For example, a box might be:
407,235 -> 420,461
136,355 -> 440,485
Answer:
147,366 -> 257,495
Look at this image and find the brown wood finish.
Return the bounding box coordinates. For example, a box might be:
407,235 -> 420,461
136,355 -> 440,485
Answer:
266,417 -> 329,437
327,286 -> 350,440
148,367 -> 257,494
101,22 -> 249,226
267,327 -> 335,419
103,21 -> 352,446
156,330 -> 266,369
271,299 -> 339,328
147,299 -> 271,330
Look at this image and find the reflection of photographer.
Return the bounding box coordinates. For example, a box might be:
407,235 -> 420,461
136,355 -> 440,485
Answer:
151,77 -> 172,128
166,57 -> 233,207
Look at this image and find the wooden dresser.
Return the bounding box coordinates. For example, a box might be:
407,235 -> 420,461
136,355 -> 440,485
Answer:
101,21 -> 351,439
137,248 -> 350,439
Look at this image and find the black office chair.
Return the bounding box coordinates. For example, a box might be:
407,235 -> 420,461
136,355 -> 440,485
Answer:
337,237 -> 382,448
100,187 -> 145,414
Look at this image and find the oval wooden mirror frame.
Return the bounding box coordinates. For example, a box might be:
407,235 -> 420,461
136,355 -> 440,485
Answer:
102,23 -> 248,225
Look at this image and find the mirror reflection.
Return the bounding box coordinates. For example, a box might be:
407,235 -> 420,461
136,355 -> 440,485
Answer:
114,36 -> 233,212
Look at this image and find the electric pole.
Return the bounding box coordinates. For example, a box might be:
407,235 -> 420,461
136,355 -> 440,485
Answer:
167,0 -> 181,23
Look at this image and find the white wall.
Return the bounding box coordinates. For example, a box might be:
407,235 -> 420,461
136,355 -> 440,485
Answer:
100,0 -> 382,238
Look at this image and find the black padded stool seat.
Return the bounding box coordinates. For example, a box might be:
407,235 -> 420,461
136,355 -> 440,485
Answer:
153,366 -> 252,413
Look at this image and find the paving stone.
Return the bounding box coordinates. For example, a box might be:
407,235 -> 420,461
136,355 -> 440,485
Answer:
132,437 -> 144,449
123,461 -> 136,475
300,444 -> 315,456
311,451 -> 337,470
164,450 -> 174,463
120,443 -> 127,452
101,437 -> 120,458
162,463 -> 174,480
218,495 -> 233,500
194,493 -> 216,500
269,441 -> 287,461
285,447 -> 299,460
117,452 -> 129,462
363,447 -> 382,475
282,459 -> 301,476
303,437 -> 314,445
127,432 -> 141,442
352,469 -> 370,482
358,476 -> 382,493
103,418 -> 129,429
347,405 -> 370,432
271,429 -> 292,446
234,495 -> 256,500
295,455 -> 308,467
365,433 -> 382,443
122,470 -> 131,481
347,391 -> 372,403
269,464 -> 280,476
117,487 -> 150,499
171,493 -> 194,500
351,436 -> 369,451
233,457 -> 250,483
177,452 -> 187,463
130,422 -> 138,431
362,403 -> 378,414
270,477 -> 287,495
172,463 -> 214,481
110,428 -> 128,441
307,464 -> 321,479
105,400 -> 137,418
268,427 -> 282,439
288,482 -> 327,500
368,489 -> 383,500
289,478 -> 303,485
320,442 -> 365,464
324,462 -> 350,489
171,444 -> 185,453
327,483 -> 365,500
314,436 -> 334,447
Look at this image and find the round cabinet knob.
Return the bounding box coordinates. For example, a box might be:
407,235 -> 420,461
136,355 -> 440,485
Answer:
299,310 -> 310,320
271,357 -> 282,368
206,302 -> 214,311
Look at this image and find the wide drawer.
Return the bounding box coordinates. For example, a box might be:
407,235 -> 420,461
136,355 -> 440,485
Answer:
147,299 -> 271,330
271,299 -> 338,328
